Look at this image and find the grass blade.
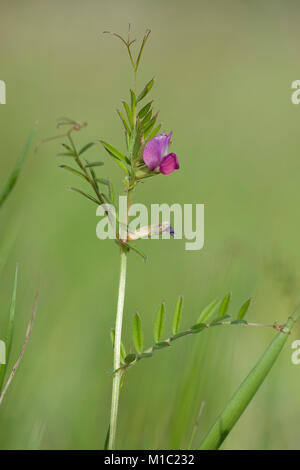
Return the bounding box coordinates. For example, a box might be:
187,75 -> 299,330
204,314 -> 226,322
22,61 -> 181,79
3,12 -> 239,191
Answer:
199,312 -> 299,450
0,264 -> 18,391
0,124 -> 36,209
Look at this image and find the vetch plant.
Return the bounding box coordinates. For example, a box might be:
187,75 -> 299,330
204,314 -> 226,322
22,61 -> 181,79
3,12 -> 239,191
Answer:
44,27 -> 299,450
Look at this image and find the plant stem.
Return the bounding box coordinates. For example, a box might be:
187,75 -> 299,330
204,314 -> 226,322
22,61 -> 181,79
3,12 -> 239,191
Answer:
108,248 -> 127,450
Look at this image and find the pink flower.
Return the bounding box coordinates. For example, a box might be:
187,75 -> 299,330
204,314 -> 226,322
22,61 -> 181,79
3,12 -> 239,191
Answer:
143,132 -> 179,175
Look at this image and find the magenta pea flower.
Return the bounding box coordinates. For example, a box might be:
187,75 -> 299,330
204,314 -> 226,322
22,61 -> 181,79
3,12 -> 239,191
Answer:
143,132 -> 179,175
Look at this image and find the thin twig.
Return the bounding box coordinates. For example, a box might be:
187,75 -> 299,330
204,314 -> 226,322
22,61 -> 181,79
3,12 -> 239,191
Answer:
0,293 -> 38,405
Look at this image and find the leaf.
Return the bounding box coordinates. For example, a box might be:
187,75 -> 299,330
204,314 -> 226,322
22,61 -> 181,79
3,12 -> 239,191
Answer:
97,178 -> 114,203
133,313 -> 143,354
128,244 -> 147,262
99,140 -> 127,163
137,78 -> 154,103
120,344 -> 127,362
218,292 -> 231,318
103,426 -> 110,450
138,101 -> 152,120
69,187 -> 99,205
99,140 -> 130,173
131,121 -> 143,162
147,124 -> 161,141
130,90 -> 136,117
58,165 -> 89,182
78,142 -> 95,155
142,110 -> 153,126
144,115 -> 158,137
0,265 -> 18,391
101,192 -> 116,210
117,109 -> 131,136
172,296 -> 183,335
237,298 -> 252,320
108,180 -> 114,203
0,124 -> 36,209
122,101 -> 133,128
89,167 -> 99,191
61,143 -> 74,154
154,303 -> 165,343
197,299 -> 219,323
199,312 -> 299,450
85,161 -> 104,168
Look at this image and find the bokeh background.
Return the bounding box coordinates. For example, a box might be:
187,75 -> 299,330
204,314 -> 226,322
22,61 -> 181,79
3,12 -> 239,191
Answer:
0,0 -> 300,450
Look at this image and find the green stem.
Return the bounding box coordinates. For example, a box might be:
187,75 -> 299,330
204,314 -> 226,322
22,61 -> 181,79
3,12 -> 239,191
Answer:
108,249 -> 127,450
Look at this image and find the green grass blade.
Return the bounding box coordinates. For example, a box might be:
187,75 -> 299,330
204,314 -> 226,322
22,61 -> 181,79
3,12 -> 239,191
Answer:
199,312 -> 299,450
0,264 -> 18,391
0,124 -> 36,209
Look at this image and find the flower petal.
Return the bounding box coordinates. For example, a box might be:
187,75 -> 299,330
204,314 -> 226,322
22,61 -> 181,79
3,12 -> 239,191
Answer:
143,133 -> 171,170
159,153 -> 179,175
162,132 -> 173,157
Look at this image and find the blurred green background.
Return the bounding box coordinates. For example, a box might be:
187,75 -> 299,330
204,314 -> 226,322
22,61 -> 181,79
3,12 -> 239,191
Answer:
0,0 -> 300,450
